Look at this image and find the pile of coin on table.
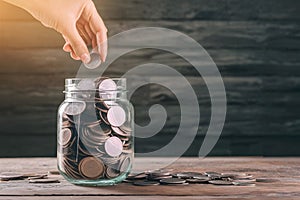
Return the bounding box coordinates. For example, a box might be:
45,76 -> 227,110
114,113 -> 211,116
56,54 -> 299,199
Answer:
58,77 -> 132,180
0,171 -> 61,184
124,169 -> 274,186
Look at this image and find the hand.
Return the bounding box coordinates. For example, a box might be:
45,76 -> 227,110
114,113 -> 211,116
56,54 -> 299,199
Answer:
4,0 -> 108,63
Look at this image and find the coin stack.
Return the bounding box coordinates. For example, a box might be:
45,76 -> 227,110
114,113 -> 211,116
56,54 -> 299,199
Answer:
125,170 -> 258,186
58,77 -> 133,180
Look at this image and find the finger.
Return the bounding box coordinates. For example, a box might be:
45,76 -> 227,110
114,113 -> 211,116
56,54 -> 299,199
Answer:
63,42 -> 72,52
71,51 -> 81,60
64,24 -> 90,63
77,23 -> 92,46
96,31 -> 107,62
84,23 -> 97,50
64,42 -> 80,60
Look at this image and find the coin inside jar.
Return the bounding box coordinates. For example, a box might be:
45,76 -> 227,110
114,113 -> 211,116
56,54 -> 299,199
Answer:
59,128 -> 72,146
98,78 -> 117,92
107,105 -> 126,127
79,157 -> 105,179
64,101 -> 86,115
104,136 -> 123,157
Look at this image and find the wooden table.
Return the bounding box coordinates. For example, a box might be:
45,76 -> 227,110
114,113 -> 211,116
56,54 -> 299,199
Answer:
0,157 -> 299,200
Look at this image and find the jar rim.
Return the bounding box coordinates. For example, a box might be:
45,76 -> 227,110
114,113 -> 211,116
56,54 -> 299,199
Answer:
64,77 -> 127,92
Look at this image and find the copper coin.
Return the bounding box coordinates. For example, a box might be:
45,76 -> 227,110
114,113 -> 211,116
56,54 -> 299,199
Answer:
59,128 -> 72,146
79,157 -> 104,179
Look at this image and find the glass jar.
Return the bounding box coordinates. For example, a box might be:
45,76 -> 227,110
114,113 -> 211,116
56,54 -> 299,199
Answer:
57,77 -> 134,186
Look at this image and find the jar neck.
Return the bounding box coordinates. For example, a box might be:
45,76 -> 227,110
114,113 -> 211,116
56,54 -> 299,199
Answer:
64,91 -> 127,102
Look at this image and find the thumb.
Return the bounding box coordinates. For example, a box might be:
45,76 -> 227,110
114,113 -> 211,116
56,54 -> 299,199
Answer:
64,25 -> 90,63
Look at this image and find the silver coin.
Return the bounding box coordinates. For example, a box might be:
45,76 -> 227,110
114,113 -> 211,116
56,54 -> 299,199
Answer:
0,172 -> 24,181
77,78 -> 95,90
119,156 -> 131,173
98,79 -> 117,100
256,178 -> 278,183
133,180 -> 160,186
104,136 -> 123,157
64,101 -> 86,115
159,178 -> 186,184
186,178 -> 210,183
147,169 -> 172,177
127,172 -> 147,180
98,78 -> 117,91
106,167 -> 120,179
209,180 -> 233,185
29,178 -> 60,184
84,52 -> 101,69
48,171 -> 60,175
232,181 -> 256,186
28,174 -> 48,180
205,171 -> 221,176
107,106 -> 126,127
174,172 -> 203,179
148,175 -> 173,181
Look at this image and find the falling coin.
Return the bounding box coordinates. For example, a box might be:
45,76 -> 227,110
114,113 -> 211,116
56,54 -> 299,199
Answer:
105,136 -> 123,157
84,52 -> 102,69
107,105 -> 126,127
64,101 -> 86,115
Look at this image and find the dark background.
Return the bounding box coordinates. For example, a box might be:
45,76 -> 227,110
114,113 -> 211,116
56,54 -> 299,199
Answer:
0,0 -> 299,157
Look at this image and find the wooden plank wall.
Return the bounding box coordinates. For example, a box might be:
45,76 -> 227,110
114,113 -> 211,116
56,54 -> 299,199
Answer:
0,0 -> 299,157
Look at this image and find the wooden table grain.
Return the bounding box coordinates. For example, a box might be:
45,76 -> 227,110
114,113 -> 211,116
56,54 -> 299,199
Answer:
0,157 -> 299,200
